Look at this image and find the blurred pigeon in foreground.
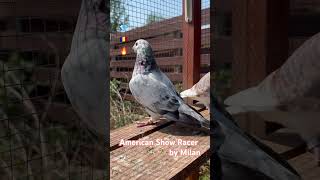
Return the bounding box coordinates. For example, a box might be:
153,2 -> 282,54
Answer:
61,0 -> 108,138
212,96 -> 301,180
224,32 -> 320,165
129,39 -> 209,129
180,72 -> 210,111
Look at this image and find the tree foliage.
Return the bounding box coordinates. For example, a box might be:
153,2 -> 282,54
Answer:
110,0 -> 129,32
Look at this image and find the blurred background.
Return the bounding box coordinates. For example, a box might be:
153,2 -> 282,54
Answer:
109,0 -> 210,179
0,0 -> 107,179
109,0 -> 210,129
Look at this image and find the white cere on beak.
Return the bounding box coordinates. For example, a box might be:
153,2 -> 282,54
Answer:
133,41 -> 141,53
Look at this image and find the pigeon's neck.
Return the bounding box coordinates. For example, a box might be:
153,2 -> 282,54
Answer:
133,51 -> 158,76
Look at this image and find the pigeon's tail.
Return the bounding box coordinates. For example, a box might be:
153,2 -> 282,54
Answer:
180,89 -> 197,98
224,86 -> 278,108
179,103 -> 210,129
178,103 -> 225,149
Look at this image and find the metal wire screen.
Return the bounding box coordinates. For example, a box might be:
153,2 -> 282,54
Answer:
201,0 -> 210,75
0,0 -> 107,179
110,0 -> 183,84
110,0 -> 210,96
109,0 -> 183,129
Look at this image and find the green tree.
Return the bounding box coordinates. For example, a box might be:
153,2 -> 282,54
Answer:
110,0 -> 129,32
145,12 -> 164,24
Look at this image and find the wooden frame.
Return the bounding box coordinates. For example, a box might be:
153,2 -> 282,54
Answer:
182,0 -> 202,90
232,0 -> 289,136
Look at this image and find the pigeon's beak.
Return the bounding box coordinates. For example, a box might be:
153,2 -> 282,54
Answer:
132,45 -> 136,53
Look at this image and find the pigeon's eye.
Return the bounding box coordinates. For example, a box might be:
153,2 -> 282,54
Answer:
135,42 -> 138,46
140,61 -> 145,65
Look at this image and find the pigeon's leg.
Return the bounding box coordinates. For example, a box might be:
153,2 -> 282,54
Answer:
136,117 -> 158,127
136,109 -> 160,127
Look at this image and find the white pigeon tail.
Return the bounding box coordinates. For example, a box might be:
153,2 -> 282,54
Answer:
224,32 -> 320,165
180,72 -> 210,111
224,69 -> 282,114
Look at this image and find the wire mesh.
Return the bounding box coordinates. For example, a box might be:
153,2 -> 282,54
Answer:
109,0 -> 211,179
109,0 -> 210,92
109,0 -> 183,129
0,0 -> 107,179
110,0 -> 183,80
201,0 -> 210,75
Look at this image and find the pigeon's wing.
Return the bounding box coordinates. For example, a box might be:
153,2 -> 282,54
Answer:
129,74 -> 180,113
129,74 -> 206,127
154,71 -> 210,128
157,70 -> 181,97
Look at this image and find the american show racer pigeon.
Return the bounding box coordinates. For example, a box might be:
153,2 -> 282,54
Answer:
129,39 -> 210,130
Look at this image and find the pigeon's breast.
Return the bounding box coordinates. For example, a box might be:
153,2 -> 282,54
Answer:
129,74 -> 154,104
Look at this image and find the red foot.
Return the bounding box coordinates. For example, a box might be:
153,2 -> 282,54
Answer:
136,118 -> 157,127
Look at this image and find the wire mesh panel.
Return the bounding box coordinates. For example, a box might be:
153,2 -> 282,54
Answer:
110,0 -> 184,129
110,0 -> 212,92
201,0 -> 210,75
110,0 -> 183,83
109,0 -> 212,125
0,0 -> 107,179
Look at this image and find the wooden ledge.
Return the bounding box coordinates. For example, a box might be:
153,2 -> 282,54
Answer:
110,108 -> 210,180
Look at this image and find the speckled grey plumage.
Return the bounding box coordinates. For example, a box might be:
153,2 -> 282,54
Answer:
129,39 -> 210,129
61,0 -> 108,138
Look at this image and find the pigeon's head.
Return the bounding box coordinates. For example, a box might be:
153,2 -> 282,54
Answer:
132,39 -> 153,55
132,39 -> 157,74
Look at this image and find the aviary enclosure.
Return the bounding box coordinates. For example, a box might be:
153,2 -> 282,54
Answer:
110,0 -> 210,127
0,0 -> 211,179
213,0 -> 320,179
0,0 -> 106,179
109,0 -> 211,179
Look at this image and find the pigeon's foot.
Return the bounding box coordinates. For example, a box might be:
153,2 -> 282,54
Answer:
311,146 -> 320,166
136,117 -> 158,127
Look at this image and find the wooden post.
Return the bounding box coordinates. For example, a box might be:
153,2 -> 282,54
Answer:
182,0 -> 201,91
231,0 -> 289,136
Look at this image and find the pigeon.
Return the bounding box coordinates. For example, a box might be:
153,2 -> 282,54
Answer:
180,72 -> 210,111
224,32 -> 320,165
212,95 -> 301,180
61,0 -> 108,138
129,39 -> 210,129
